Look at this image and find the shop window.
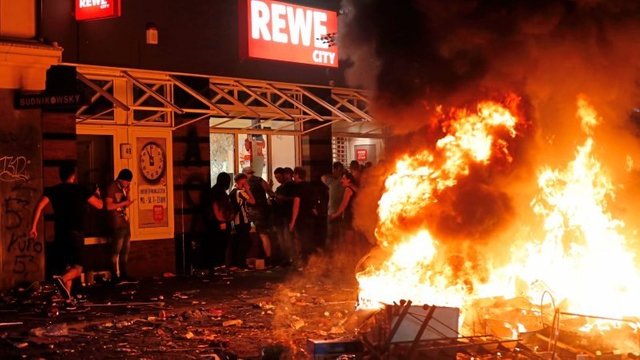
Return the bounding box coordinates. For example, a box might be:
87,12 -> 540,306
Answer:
210,132 -> 298,188
210,133 -> 235,186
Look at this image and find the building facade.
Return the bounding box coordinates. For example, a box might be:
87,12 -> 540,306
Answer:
0,0 -> 382,289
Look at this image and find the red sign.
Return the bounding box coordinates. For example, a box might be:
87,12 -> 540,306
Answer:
241,0 -> 338,67
153,205 -> 164,223
356,149 -> 368,162
75,0 -> 121,21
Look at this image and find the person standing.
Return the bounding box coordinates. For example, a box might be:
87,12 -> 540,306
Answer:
242,167 -> 274,265
349,160 -> 363,186
230,173 -> 255,268
273,167 -> 296,265
322,162 -> 345,246
289,167 -> 318,262
29,162 -> 103,299
106,169 -> 135,283
329,172 -> 358,244
209,172 -> 234,267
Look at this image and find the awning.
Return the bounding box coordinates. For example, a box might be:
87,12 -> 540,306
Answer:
67,64 -> 380,137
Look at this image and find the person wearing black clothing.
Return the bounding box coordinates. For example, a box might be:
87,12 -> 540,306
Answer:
289,167 -> 319,261
209,172 -> 234,267
229,173 -> 255,267
273,167 -> 296,264
310,178 -> 329,250
29,163 -> 103,299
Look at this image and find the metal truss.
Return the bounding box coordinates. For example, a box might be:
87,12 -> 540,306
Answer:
69,64 -> 377,136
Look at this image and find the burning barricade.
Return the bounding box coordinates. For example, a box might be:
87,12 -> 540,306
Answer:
348,96 -> 640,358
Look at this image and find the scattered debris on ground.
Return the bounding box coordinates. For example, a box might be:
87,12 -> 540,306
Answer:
0,262 -> 360,359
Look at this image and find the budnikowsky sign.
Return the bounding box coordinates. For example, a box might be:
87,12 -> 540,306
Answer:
15,93 -> 84,109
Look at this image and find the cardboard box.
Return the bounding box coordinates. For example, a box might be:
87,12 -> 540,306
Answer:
386,305 -> 459,343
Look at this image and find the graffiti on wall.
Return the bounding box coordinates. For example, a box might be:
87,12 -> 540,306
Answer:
0,98 -> 43,290
3,177 -> 41,277
0,156 -> 30,182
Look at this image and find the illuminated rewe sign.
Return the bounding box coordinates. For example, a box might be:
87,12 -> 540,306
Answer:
241,0 -> 338,67
75,0 -> 121,21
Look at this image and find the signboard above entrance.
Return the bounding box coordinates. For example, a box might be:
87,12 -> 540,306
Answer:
75,0 -> 121,21
241,0 -> 338,68
15,92 -> 84,109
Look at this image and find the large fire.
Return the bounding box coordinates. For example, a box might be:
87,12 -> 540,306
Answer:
357,95 -> 640,344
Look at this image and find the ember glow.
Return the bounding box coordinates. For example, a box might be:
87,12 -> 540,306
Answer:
357,95 -> 640,341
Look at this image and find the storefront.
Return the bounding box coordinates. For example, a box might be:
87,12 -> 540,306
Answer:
329,90 -> 385,166
35,61 -> 372,276
0,0 -> 383,282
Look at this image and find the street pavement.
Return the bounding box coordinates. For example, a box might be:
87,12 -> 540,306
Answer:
0,252 -> 362,359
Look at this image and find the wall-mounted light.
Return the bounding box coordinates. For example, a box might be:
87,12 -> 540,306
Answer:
146,23 -> 158,45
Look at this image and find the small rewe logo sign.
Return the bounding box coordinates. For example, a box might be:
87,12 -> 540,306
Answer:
75,0 -> 121,21
79,0 -> 110,9
242,0 -> 339,68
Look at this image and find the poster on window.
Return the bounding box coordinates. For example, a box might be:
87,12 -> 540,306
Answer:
136,137 -> 168,228
241,134 -> 266,178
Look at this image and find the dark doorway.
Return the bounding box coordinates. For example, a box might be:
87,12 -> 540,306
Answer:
77,135 -> 114,237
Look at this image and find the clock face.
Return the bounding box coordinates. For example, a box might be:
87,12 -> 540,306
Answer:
140,142 -> 165,182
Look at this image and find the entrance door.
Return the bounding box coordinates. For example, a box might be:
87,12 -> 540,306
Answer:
77,135 -> 114,237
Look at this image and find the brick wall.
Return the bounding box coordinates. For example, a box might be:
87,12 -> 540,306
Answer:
0,90 -> 44,290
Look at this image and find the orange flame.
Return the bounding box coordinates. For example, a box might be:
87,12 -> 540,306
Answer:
359,97 -> 521,309
357,94 -> 640,345
375,98 -> 519,245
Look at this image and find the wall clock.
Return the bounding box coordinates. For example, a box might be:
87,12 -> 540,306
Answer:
139,141 -> 165,182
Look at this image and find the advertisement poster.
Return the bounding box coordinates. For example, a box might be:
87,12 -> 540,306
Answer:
241,134 -> 266,178
137,137 -> 168,228
354,144 -> 377,165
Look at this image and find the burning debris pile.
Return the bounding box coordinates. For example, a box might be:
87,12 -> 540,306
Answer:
337,0 -> 640,357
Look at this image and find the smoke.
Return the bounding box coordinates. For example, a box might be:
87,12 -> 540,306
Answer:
339,0 -> 640,132
342,0 -> 640,262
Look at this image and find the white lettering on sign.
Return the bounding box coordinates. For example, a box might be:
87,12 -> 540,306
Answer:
312,50 -> 336,65
271,3 -> 287,43
250,0 -> 329,49
246,0 -> 338,67
287,7 -> 312,46
251,0 -> 271,41
312,11 -> 328,48
79,0 -> 110,9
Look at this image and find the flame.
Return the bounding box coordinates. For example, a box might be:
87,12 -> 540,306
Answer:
519,96 -> 640,321
357,94 -> 640,345
375,98 -> 519,245
358,97 -> 521,308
